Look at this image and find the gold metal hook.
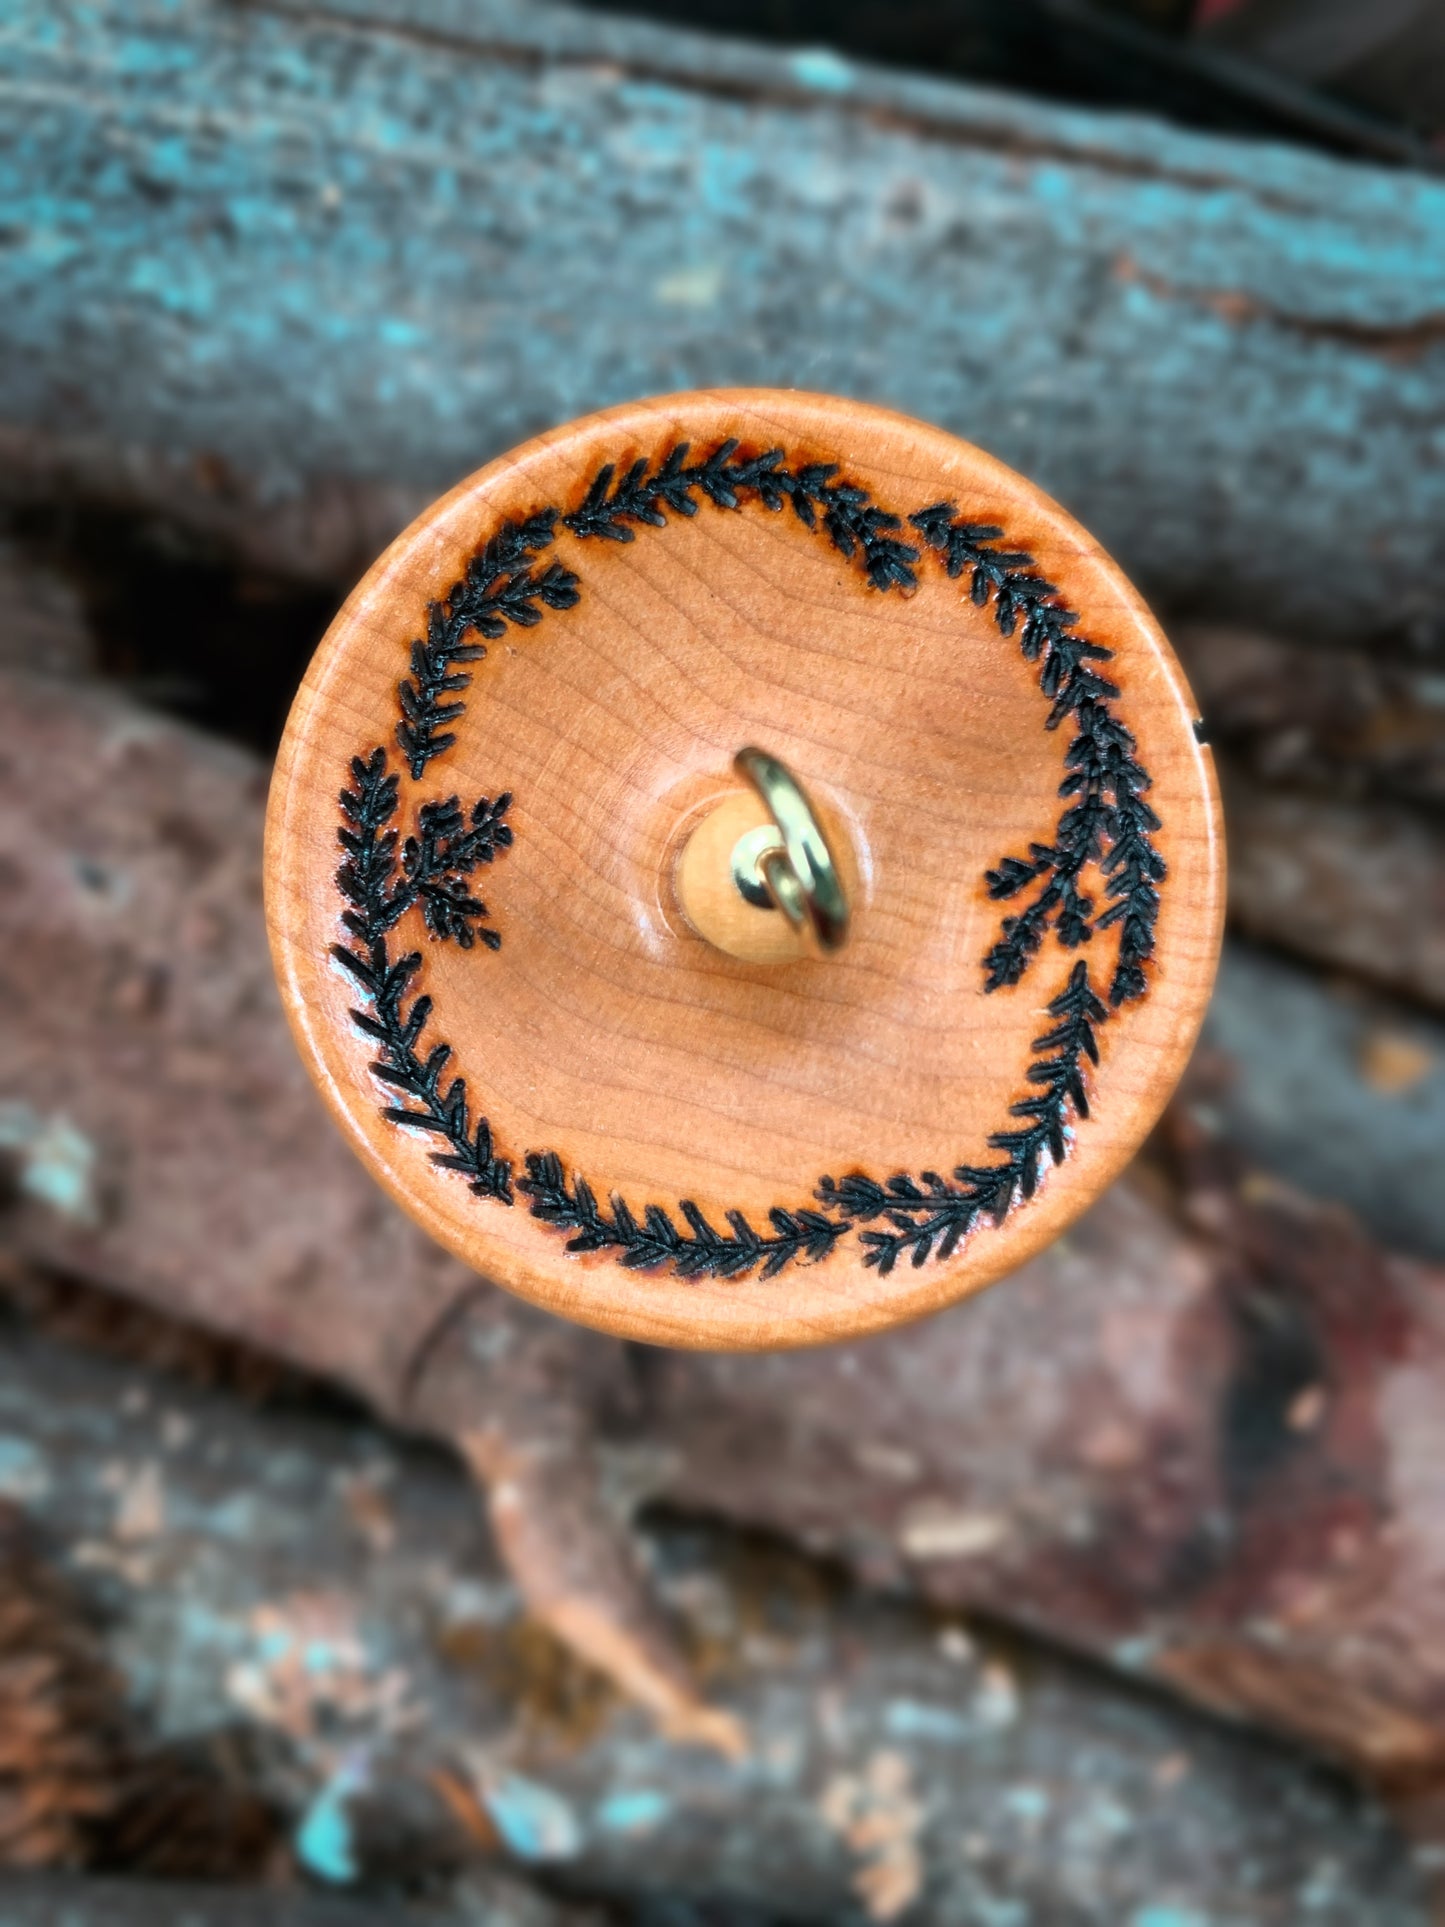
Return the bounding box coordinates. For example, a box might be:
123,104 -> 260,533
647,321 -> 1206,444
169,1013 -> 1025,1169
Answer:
730,748 -> 850,955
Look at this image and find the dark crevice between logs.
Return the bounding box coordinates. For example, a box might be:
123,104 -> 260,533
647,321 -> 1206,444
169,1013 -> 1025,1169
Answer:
564,0 -> 1440,169
4,503 -> 335,757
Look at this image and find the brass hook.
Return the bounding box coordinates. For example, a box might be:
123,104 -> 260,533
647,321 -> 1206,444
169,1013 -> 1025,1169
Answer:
730,748 -> 850,955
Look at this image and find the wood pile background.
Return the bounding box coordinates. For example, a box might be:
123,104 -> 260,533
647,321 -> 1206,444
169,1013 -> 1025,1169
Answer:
1,1 -> 1444,1920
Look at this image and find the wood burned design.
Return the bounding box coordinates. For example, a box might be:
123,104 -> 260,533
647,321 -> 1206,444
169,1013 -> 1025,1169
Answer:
331,439 -> 1164,1279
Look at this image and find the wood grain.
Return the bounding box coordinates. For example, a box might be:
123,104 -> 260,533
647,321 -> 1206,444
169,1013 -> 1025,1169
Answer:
265,390 -> 1224,1348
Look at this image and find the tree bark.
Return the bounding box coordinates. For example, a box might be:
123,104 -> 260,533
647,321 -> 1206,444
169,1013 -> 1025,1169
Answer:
644,1116 -> 1445,1789
1200,940 -> 1445,1262
5,658 -> 1445,1809
1175,623 -> 1445,813
1,0 -> 1444,646
0,1308 -> 1430,1925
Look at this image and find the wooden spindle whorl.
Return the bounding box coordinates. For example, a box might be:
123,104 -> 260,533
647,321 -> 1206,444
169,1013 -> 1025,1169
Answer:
265,391 -> 1223,1350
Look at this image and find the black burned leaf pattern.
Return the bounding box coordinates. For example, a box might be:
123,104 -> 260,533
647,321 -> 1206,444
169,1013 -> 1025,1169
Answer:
403,792 -> 513,950
332,749 -> 513,1201
333,439 -> 1164,1280
564,441 -> 921,592
819,963 -> 1108,1274
519,1153 -> 847,1281
908,504 -> 1164,1008
397,511 -> 579,780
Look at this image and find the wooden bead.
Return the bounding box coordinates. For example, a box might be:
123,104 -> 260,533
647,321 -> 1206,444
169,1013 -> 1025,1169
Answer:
674,789 -> 810,967
265,390 -> 1223,1350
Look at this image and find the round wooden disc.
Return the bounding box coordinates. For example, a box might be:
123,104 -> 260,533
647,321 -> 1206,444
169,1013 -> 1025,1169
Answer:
266,391 -> 1223,1350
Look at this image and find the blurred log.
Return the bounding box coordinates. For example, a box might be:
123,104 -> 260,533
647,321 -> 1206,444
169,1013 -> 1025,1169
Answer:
1171,617 -> 1445,1012
0,1311 -> 1430,1925
8,658 -> 1445,1811
645,1118 -> 1445,1791
0,663 -> 713,1751
0,1877 -> 590,1925
1176,623 -> 1445,811
0,1887 -> 383,1927
0,1505 -> 127,1872
2,0 -> 1445,647
1221,762 -> 1445,1010
0,1501 -> 281,1882
1201,941 -> 1445,1261
0,544 -> 94,685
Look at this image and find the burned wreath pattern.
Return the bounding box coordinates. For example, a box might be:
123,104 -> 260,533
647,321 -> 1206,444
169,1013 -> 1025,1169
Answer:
331,439 -> 1165,1280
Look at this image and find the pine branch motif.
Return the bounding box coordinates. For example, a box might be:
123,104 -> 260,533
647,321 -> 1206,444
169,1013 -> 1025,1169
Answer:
563,441 -> 921,591
519,1154 -> 847,1280
332,749 -> 513,1201
397,510 -> 580,779
908,504 -> 1166,1008
818,962 -> 1107,1274
402,791 -> 514,950
332,437 -> 1168,1282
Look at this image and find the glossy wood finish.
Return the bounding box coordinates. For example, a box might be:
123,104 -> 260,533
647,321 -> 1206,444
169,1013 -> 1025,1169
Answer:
265,391 -> 1223,1349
